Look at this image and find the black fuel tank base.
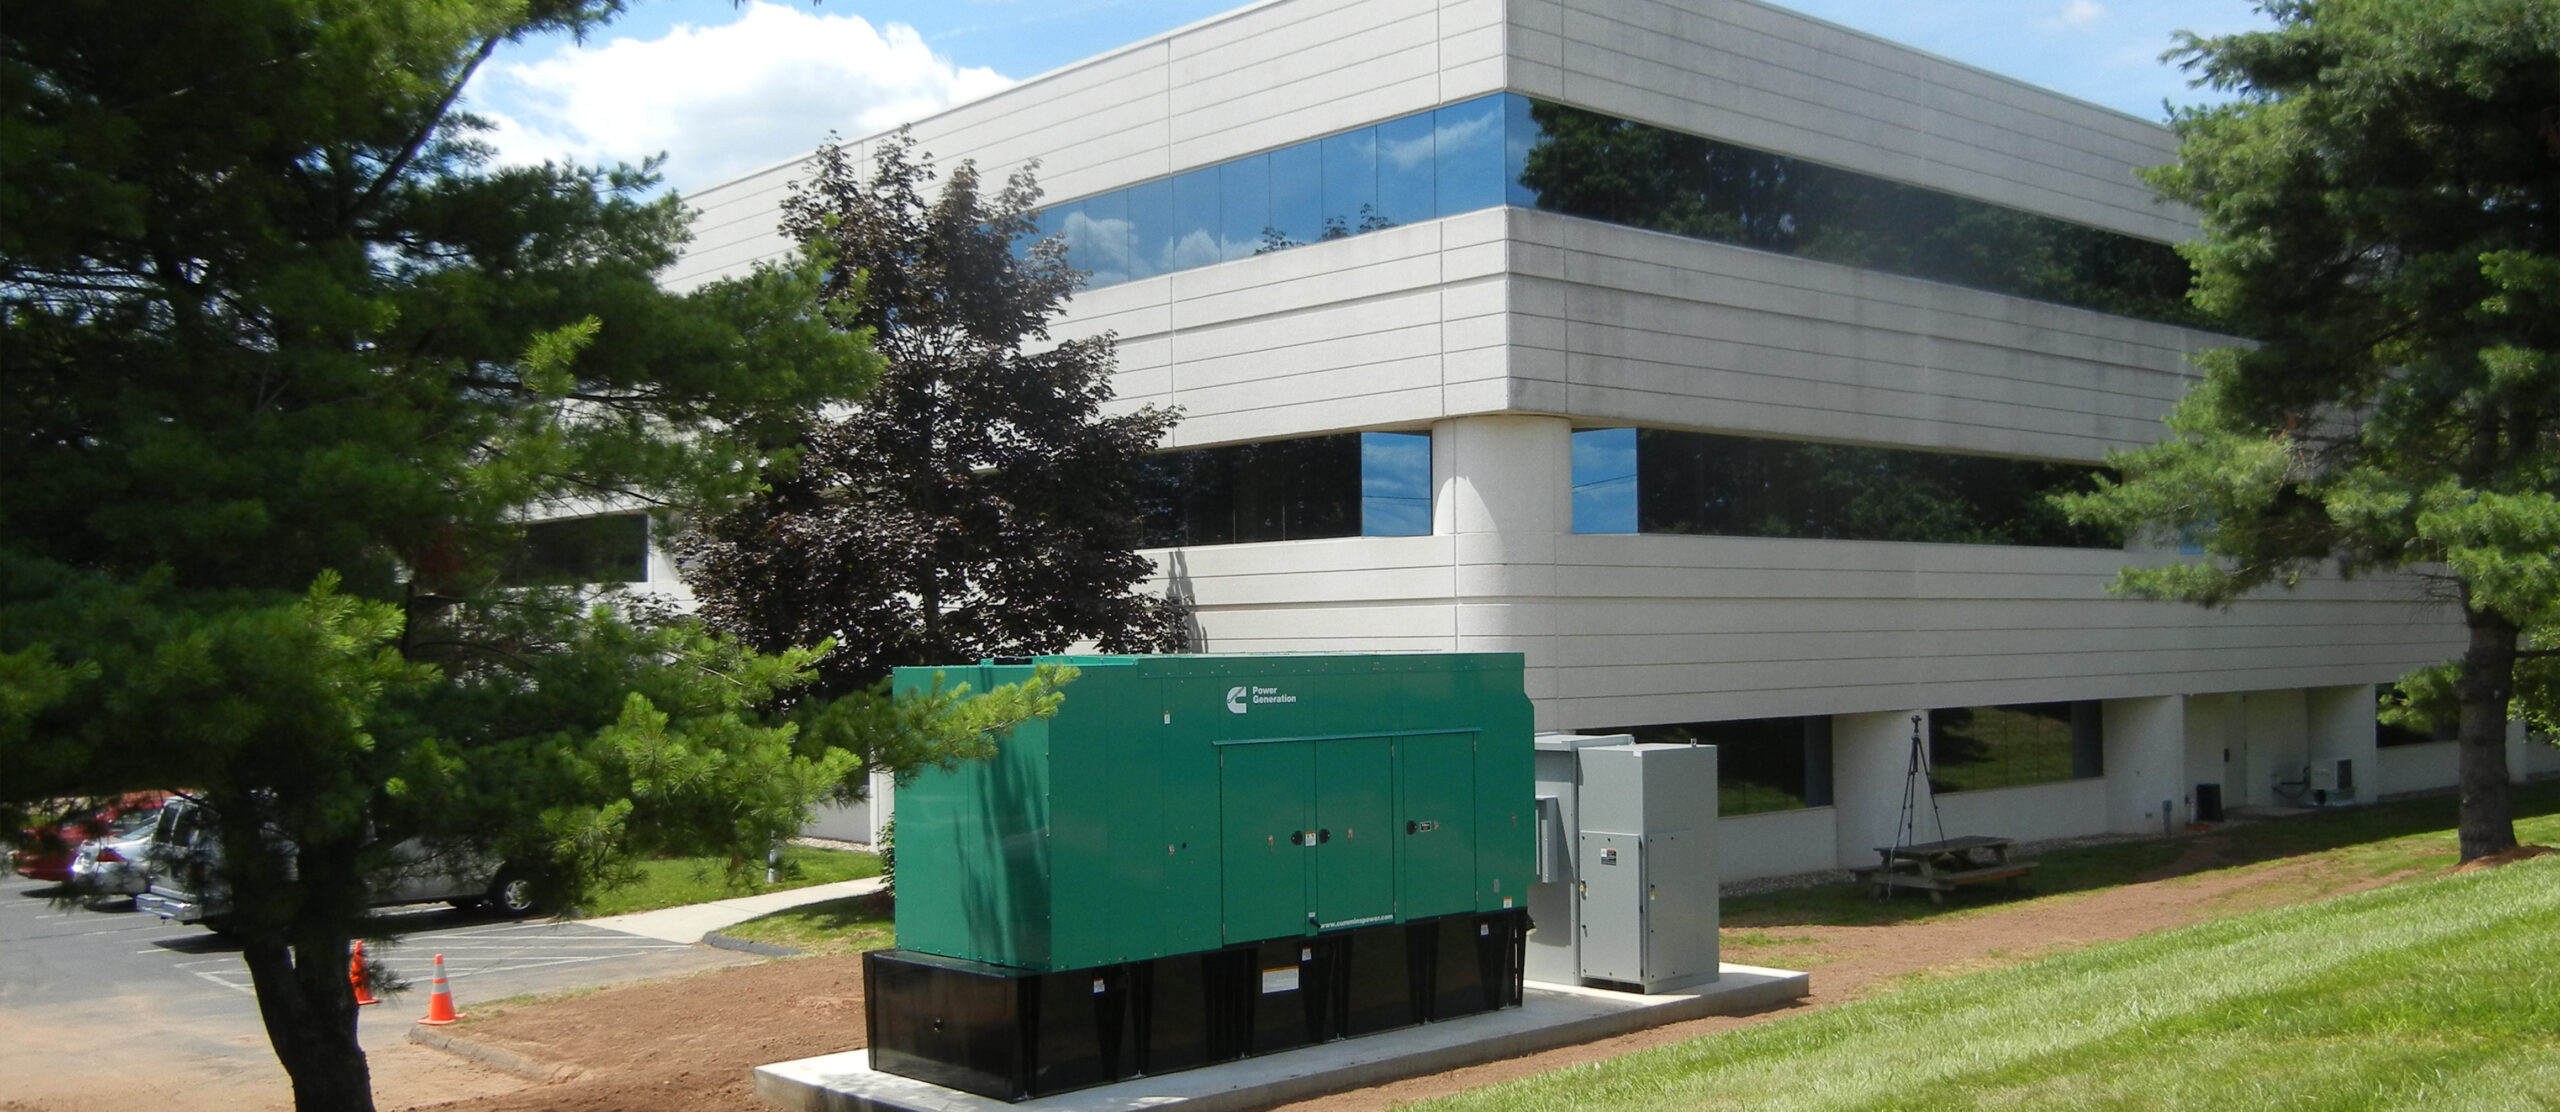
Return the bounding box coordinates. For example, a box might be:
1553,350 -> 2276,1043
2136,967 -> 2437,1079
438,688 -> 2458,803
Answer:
865,908 -> 1530,1102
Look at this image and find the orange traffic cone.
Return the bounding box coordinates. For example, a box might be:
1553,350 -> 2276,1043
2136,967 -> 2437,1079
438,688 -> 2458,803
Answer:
418,953 -> 465,1026
349,941 -> 379,1006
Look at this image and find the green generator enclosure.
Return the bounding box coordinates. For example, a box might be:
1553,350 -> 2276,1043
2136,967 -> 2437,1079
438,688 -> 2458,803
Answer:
889,653 -> 1534,973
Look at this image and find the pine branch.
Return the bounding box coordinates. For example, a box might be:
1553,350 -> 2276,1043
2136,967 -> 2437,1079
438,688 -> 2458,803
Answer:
346,34 -> 501,232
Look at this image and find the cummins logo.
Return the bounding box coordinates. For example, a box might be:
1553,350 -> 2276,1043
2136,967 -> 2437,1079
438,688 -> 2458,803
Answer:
1225,685 -> 1299,714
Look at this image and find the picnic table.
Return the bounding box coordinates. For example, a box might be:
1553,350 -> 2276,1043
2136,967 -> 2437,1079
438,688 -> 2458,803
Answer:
1860,835 -> 2038,902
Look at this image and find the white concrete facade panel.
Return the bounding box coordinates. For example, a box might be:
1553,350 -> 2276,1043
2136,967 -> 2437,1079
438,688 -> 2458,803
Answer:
2378,741 -> 2462,797
2102,696 -> 2186,835
1148,526 -> 2459,746
1508,212 -> 2216,461
1717,806 -> 1837,879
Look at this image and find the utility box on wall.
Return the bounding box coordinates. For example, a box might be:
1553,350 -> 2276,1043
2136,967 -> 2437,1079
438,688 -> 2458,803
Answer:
869,653 -> 1536,1102
1527,735 -> 1719,994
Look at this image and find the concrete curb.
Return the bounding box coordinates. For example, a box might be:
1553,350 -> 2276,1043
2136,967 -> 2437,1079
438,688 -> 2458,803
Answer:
705,931 -> 803,957
756,964 -> 1812,1111
408,1023 -> 589,1083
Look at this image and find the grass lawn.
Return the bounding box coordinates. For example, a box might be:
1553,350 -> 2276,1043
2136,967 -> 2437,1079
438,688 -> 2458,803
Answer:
575,844 -> 881,918
1724,780 -> 2560,934
717,890 -> 896,956
1428,852 -> 2560,1111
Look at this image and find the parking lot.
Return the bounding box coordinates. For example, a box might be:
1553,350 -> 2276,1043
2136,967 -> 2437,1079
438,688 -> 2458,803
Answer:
0,874 -> 761,1111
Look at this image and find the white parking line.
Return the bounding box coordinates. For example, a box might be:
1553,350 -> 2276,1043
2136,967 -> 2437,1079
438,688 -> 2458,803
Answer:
424,939 -> 696,952
434,922 -> 661,940
15,919 -> 172,940
152,941 -> 692,989
435,953 -> 649,979
177,959 -> 256,995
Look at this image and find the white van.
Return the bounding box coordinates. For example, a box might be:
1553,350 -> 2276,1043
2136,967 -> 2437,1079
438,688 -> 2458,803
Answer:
133,797 -> 538,932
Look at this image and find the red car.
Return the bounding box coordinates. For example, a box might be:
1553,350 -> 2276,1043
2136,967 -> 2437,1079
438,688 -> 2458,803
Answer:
12,792 -> 171,883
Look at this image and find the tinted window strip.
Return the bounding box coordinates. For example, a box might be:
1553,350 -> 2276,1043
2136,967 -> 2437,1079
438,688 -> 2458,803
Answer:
1030,93 -> 2201,328
1571,428 -> 2123,549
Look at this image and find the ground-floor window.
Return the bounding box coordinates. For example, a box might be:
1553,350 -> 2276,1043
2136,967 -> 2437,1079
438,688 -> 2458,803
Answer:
1605,715 -> 1832,816
1927,701 -> 2102,792
2374,683 -> 2457,747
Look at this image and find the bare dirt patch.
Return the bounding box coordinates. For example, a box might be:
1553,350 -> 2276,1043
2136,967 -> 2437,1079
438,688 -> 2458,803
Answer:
406,955 -> 869,1112
2449,843 -> 2556,873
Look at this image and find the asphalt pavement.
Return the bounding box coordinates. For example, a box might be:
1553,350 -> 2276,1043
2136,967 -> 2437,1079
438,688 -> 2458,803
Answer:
0,871 -> 846,1104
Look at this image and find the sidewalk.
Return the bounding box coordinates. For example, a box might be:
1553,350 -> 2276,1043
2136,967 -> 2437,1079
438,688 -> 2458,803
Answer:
585,875 -> 886,943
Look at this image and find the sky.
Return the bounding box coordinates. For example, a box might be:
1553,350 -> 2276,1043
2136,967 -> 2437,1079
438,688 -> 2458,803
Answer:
462,0 -> 2277,195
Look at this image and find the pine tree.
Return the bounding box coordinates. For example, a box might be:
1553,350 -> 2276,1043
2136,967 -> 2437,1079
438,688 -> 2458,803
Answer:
2062,0 -> 2560,861
0,5 -> 1054,1108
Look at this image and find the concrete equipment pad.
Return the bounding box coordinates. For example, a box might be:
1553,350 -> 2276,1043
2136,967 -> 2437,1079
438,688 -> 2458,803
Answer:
754,963 -> 1809,1112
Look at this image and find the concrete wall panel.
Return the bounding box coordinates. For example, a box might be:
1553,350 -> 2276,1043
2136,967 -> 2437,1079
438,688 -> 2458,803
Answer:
1151,527 -> 2460,736
2306,685 -> 2380,803
2378,741 -> 2462,797
1718,806 -> 1838,881
2103,695 -> 2186,835
1509,210 -> 2219,462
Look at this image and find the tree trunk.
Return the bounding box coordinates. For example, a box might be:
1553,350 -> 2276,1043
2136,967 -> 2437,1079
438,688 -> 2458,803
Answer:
241,928 -> 375,1112
2452,601 -> 2521,863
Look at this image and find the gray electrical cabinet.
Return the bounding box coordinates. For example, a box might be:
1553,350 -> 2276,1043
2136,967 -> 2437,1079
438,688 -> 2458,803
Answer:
1526,735 -> 1719,994
1526,734 -> 1613,985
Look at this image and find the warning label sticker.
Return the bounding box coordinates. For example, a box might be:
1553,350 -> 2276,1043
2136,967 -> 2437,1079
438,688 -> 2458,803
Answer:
1260,967 -> 1300,994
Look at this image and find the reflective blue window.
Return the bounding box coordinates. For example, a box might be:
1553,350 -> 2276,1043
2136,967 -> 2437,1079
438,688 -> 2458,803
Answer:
1170,167 -> 1223,272
1220,154 -> 1270,262
1321,128 -> 1380,239
1124,178 -> 1173,281
1025,199 -> 1072,265
1375,113 -> 1436,229
1360,432 -> 1432,536
1504,93 -> 1540,209
1071,189 -> 1130,287
1013,91 -> 2192,326
1267,142 -> 1323,252
1571,428 -> 1638,534
1434,98 -> 1507,217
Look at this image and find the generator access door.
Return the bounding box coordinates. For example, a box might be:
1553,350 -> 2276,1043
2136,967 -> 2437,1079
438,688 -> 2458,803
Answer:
1220,741 -> 1313,943
1397,732 -> 1478,920
1310,738 -> 1394,931
1219,738 -> 1399,943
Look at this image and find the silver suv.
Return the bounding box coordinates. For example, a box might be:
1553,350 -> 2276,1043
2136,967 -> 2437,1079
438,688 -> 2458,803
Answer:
133,798 -> 538,932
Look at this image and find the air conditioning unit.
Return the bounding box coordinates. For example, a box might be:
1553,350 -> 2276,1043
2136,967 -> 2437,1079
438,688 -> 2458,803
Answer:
2310,758 -> 2355,801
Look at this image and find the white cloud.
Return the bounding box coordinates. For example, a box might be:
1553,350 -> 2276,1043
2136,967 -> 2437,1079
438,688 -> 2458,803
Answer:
464,1 -> 1012,192
2057,1 -> 2107,27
